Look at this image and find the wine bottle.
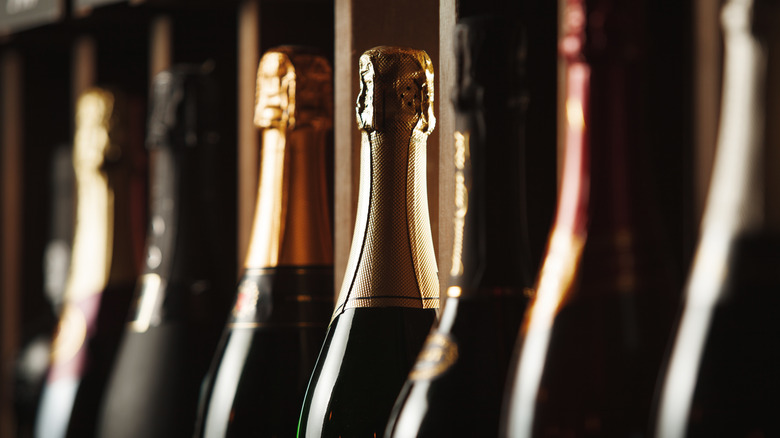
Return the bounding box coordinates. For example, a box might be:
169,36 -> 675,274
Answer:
14,144 -> 75,438
193,46 -> 334,438
501,1 -> 679,436
653,0 -> 780,436
385,17 -> 533,438
34,88 -> 140,438
297,46 -> 439,438
43,144 -> 76,313
96,65 -> 233,438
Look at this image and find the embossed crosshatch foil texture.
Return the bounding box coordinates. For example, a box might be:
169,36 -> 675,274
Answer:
334,46 -> 439,314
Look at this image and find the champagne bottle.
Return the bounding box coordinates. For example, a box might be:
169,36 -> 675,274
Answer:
96,65 -> 233,438
43,144 -> 76,313
501,1 -> 678,436
15,144 -> 75,438
193,46 -> 334,438
653,0 -> 780,436
34,88 -> 140,438
297,46 -> 439,438
385,17 -> 533,438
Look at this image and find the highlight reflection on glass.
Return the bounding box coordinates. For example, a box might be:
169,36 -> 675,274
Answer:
245,48 -> 333,269
654,0 -> 766,436
504,61 -> 589,438
35,88 -> 119,438
202,331 -> 253,438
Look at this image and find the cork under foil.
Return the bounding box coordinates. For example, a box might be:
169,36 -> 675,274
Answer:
334,46 -> 439,315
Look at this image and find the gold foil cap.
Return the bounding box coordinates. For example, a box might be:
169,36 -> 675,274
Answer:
67,87 -> 123,303
74,88 -> 122,173
254,46 -> 333,130
335,46 -> 439,314
356,46 -> 435,134
245,47 -> 334,268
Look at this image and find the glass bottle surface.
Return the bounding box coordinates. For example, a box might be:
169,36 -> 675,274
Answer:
501,1 -> 679,436
297,46 -> 439,438
385,17 -> 534,438
96,66 -> 234,438
653,1 -> 780,436
34,88 -> 141,438
14,144 -> 75,438
194,46 -> 335,438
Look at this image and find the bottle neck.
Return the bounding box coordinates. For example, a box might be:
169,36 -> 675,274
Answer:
582,0 -> 648,242
66,148 -> 137,303
448,108 -> 533,297
568,0 -> 670,296
334,123 -> 439,314
530,61 -> 590,312
244,124 -> 333,269
447,17 -> 533,299
700,0 -> 765,239
686,0 -> 766,306
141,147 -> 178,280
65,166 -> 114,303
585,59 -> 644,239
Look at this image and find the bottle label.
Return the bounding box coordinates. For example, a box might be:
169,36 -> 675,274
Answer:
409,332 -> 459,380
230,277 -> 263,325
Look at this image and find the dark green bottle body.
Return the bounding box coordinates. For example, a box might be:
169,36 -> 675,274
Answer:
195,267 -> 333,437
297,307 -> 436,438
386,293 -> 526,438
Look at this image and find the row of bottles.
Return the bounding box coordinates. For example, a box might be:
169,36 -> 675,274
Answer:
15,0 -> 778,437
508,0 -> 779,436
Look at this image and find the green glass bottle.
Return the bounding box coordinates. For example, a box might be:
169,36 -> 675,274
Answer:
297,46 -> 439,438
194,47 -> 334,438
385,16 -> 534,438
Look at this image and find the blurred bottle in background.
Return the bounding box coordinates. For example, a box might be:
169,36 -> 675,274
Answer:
194,47 -> 334,438
97,65 -> 234,438
386,16 -> 534,438
34,87 -> 142,438
653,0 -> 780,436
14,145 -> 75,438
501,1 -> 680,436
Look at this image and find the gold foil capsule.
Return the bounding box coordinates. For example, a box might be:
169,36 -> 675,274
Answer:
335,46 -> 439,313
